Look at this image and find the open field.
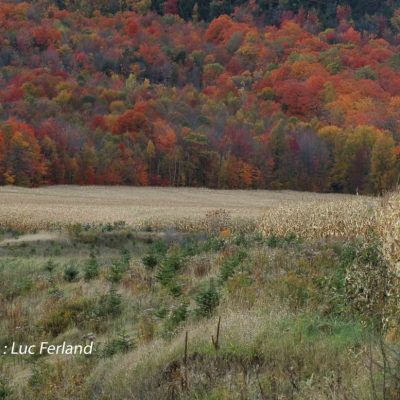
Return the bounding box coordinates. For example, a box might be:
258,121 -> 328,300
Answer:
0,185 -> 374,232
0,187 -> 398,400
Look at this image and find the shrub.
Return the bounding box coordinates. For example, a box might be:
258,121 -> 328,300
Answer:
84,252 -> 99,280
154,304 -> 168,319
202,235 -> 225,252
170,303 -> 188,326
96,287 -> 122,317
339,241 -> 359,269
44,259 -> 57,273
181,236 -> 203,256
102,331 -> 135,357
219,248 -> 248,283
163,247 -> 184,271
63,263 -> 79,282
151,239 -> 168,255
195,279 -> 220,317
107,260 -> 124,283
155,247 -> 185,297
168,281 -> 183,298
155,262 -> 176,287
142,253 -> 158,270
233,233 -> 250,247
266,234 -> 279,248
220,257 -> 238,283
266,233 -> 298,248
162,303 -> 188,335
28,362 -> 44,389
107,249 -> 132,283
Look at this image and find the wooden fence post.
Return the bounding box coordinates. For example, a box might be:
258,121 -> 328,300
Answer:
211,316 -> 221,352
183,331 -> 188,390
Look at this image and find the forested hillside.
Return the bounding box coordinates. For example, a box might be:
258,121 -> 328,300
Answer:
1,1 -> 400,192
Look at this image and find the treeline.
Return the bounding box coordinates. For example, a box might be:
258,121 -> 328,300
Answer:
1,116 -> 397,193
0,2 -> 400,193
15,0 -> 400,33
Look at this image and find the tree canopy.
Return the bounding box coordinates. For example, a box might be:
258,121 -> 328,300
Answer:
0,1 -> 400,193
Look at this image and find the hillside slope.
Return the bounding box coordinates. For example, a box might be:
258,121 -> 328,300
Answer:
0,2 -> 400,192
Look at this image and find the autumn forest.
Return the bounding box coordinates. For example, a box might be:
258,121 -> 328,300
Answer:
2,0 -> 400,193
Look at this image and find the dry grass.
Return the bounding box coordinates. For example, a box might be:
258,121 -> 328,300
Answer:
260,197 -> 378,240
376,190 -> 400,335
0,185 -> 369,232
84,308 -> 284,399
377,190 -> 400,277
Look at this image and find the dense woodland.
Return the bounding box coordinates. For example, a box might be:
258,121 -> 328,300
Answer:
2,1 -> 400,192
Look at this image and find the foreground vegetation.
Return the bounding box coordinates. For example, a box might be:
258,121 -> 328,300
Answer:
0,192 -> 399,399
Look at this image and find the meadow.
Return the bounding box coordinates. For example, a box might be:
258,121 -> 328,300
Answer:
0,187 -> 399,400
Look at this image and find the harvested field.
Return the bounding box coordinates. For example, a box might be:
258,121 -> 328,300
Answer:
0,185 -> 373,232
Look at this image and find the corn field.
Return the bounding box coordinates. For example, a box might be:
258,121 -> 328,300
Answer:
0,185 -> 359,233
260,197 -> 378,239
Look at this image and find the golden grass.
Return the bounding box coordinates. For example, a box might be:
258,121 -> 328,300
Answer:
260,196 -> 378,239
377,190 -> 400,277
0,185 -> 368,232
376,190 -> 400,334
